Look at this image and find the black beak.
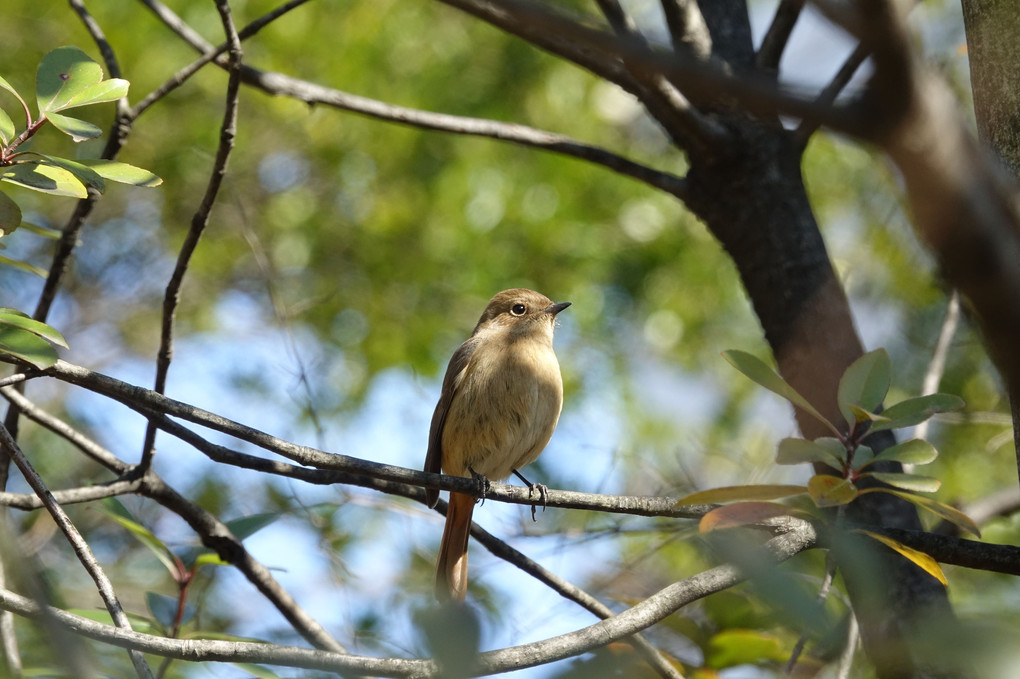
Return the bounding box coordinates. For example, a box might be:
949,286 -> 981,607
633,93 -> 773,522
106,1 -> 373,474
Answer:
545,301 -> 571,316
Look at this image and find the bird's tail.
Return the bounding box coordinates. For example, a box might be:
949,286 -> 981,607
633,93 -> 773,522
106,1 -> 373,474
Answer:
435,492 -> 475,602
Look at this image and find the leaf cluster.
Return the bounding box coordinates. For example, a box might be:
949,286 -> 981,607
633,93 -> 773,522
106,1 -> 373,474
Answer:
681,349 -> 975,585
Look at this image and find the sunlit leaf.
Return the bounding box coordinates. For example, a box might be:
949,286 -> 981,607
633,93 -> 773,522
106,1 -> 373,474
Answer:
869,393 -> 966,433
677,484 -> 808,506
0,308 -> 68,347
863,438 -> 939,468
837,349 -> 890,428
0,106 -> 14,144
722,350 -> 839,436
0,74 -> 28,112
860,471 -> 941,493
36,47 -> 104,113
0,324 -> 58,368
862,489 -> 980,537
0,191 -> 22,235
45,111 -> 103,142
776,437 -> 844,468
79,158 -> 162,187
64,78 -> 129,109
1,162 -> 88,197
854,529 -> 947,586
706,629 -> 786,668
31,154 -> 105,191
807,474 -> 858,507
699,502 -> 812,533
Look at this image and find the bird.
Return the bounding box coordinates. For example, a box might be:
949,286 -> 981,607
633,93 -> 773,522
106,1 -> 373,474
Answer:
424,288 -> 570,602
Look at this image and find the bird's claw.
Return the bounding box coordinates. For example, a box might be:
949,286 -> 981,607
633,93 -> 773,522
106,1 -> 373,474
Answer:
468,467 -> 491,505
527,483 -> 548,522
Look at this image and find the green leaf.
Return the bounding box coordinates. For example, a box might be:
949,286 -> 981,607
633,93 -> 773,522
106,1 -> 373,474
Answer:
807,474 -> 858,507
0,191 -> 22,236
36,47 -> 104,114
78,159 -> 162,187
851,444 -> 875,469
0,75 -> 28,117
0,309 -> 68,347
226,512 -> 281,540
1,162 -> 88,197
0,106 -> 14,144
869,393 -> 966,433
31,154 -> 105,191
145,591 -> 195,628
0,324 -> 58,368
0,254 -> 47,277
859,471 -> 941,493
18,221 -> 61,238
863,489 -> 981,537
97,505 -> 178,576
854,529 -> 947,586
706,629 -> 787,668
677,484 -> 808,506
722,350 -> 840,436
45,112 -> 103,142
837,349 -> 890,428
864,438 -> 939,467
64,78 -> 129,109
776,437 -> 845,468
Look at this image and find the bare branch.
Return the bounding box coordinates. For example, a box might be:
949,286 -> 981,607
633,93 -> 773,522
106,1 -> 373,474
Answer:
756,0 -> 806,71
470,524 -> 816,675
913,292 -> 960,442
659,0 -> 712,59
794,42 -> 869,146
1,386 -> 129,473
0,422 -> 154,679
140,0 -> 244,469
0,587 -> 422,676
0,481 -> 143,510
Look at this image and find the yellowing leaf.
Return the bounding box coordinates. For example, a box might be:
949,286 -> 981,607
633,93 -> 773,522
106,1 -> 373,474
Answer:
699,502 -> 812,533
807,474 -> 858,507
862,489 -> 980,537
855,529 -> 947,586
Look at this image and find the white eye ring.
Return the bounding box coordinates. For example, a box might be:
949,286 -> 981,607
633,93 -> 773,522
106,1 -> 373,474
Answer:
510,303 -> 527,316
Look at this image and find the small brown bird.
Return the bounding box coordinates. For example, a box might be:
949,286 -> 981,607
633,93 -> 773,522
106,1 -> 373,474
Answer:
424,288 -> 570,602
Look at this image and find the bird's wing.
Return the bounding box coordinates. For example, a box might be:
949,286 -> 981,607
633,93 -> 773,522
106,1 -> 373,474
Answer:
424,336 -> 478,508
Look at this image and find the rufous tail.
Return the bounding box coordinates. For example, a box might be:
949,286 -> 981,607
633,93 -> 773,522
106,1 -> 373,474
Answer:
435,492 -> 475,602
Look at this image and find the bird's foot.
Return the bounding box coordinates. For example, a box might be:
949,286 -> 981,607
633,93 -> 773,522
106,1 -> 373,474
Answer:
468,466 -> 491,505
513,469 -> 547,521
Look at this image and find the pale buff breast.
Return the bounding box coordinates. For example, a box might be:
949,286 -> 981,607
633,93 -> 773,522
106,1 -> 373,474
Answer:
440,336 -> 563,481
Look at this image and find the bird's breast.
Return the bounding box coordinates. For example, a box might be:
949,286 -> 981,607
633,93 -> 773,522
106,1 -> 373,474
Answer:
441,339 -> 563,480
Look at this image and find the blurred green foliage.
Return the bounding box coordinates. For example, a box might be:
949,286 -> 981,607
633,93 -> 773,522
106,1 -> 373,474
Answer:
0,0 -> 1016,677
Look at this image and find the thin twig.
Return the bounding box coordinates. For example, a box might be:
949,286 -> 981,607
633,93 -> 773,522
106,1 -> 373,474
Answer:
794,42 -> 869,146
914,291 -> 960,443
139,0 -> 244,470
0,422 -> 154,679
756,0 -> 806,71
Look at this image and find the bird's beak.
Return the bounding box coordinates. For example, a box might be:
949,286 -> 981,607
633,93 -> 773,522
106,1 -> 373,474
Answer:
545,301 -> 571,316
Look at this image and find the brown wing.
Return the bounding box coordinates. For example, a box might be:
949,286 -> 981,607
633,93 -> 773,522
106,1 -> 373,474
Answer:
424,337 -> 478,508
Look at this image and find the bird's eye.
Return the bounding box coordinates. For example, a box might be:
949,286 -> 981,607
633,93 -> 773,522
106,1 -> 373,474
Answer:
510,304 -> 527,316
